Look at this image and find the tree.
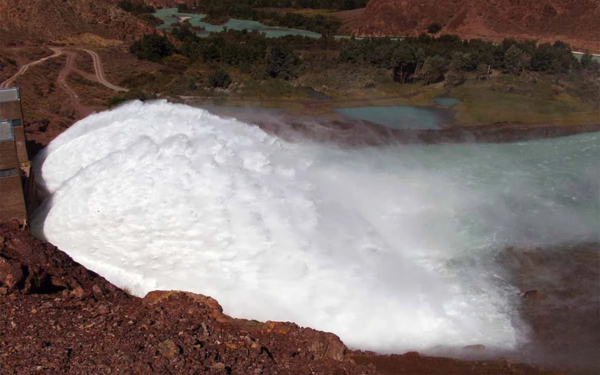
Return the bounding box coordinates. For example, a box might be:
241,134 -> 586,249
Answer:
581,51 -> 594,69
392,45 -> 417,83
427,23 -> 442,34
208,70 -> 232,88
476,63 -> 490,80
163,54 -> 189,72
579,51 -> 599,73
130,34 -> 175,62
530,42 -> 573,74
504,45 -> 530,75
445,52 -> 471,86
420,55 -> 447,84
266,45 -> 299,80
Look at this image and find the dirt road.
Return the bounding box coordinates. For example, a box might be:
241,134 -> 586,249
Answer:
2,46 -> 128,118
56,49 -> 94,117
1,47 -> 128,93
0,48 -> 63,89
82,49 -> 128,92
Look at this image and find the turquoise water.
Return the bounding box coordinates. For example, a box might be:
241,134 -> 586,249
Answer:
335,106 -> 452,129
434,97 -> 461,107
573,53 -> 600,62
154,8 -> 321,38
306,89 -> 331,100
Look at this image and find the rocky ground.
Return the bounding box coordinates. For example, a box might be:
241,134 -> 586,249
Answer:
351,0 -> 600,52
0,224 -> 576,374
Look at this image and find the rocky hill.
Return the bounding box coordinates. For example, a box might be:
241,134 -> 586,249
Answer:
0,0 -> 156,45
351,0 -> 600,51
0,224 -> 561,374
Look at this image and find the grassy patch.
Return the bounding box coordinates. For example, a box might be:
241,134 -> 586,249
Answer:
450,78 -> 599,126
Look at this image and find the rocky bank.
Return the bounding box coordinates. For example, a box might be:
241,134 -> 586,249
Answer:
0,224 -> 575,374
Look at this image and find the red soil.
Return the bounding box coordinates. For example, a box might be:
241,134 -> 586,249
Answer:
350,0 -> 600,52
1,225 -> 571,374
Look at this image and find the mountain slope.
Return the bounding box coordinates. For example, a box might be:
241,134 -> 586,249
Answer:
351,0 -> 600,51
0,0 -> 156,44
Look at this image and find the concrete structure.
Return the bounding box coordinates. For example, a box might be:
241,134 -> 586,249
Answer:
0,88 -> 36,227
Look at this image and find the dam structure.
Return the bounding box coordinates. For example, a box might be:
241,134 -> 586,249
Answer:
0,87 -> 36,228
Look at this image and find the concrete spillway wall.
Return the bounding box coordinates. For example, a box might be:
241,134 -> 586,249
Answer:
0,88 -> 36,228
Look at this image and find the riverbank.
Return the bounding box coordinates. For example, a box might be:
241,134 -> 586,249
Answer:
1,224 -> 585,374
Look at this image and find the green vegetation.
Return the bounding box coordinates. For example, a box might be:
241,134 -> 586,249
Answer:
177,0 -> 343,36
267,46 -> 299,79
338,36 -> 583,78
427,23 -> 442,34
119,1 -> 163,26
180,0 -> 369,11
130,34 -> 175,62
118,1 -> 155,14
580,51 -> 600,72
126,25 -> 599,126
208,70 -> 232,88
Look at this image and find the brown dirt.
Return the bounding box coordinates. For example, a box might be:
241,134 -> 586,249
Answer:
11,54 -> 79,148
0,47 -> 53,83
74,51 -> 95,75
56,49 -> 95,118
98,47 -> 164,89
67,72 -> 114,108
0,225 -> 574,374
0,45 -> 142,154
0,0 -> 159,46
350,0 -> 600,52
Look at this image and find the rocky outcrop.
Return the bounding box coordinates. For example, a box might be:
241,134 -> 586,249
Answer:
0,224 -> 376,374
0,0 -> 158,45
0,225 -> 117,295
351,0 -> 600,52
0,224 -> 579,373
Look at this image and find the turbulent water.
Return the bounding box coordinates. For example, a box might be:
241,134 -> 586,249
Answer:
32,101 -> 600,353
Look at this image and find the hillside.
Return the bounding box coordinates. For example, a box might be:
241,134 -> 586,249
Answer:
351,0 -> 600,52
0,224 -> 564,374
0,0 -> 156,45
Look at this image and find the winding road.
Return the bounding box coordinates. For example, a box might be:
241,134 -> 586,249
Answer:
0,47 -> 128,93
0,48 -> 63,89
82,49 -> 128,92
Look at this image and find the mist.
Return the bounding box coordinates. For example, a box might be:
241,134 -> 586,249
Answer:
31,101 -> 599,354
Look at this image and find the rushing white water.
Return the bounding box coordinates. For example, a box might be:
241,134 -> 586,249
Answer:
32,101 -> 600,353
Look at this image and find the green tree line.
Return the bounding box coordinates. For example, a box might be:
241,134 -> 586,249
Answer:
178,1 -> 342,36
129,27 -> 600,91
178,0 -> 369,12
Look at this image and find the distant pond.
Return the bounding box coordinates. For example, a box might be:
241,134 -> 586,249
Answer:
434,97 -> 461,107
334,106 -> 454,130
154,8 -> 321,38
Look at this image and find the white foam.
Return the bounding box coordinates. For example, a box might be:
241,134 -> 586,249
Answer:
32,101 -> 599,352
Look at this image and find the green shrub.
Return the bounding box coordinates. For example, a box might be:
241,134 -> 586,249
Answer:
130,34 -> 175,62
107,90 -> 156,107
427,23 -> 442,34
208,70 -> 232,89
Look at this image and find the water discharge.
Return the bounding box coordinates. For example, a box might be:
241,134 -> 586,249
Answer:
32,101 -> 599,353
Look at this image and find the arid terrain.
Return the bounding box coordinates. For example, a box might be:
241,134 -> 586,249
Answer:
350,0 -> 600,52
3,224 -> 593,374
0,0 -> 157,45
